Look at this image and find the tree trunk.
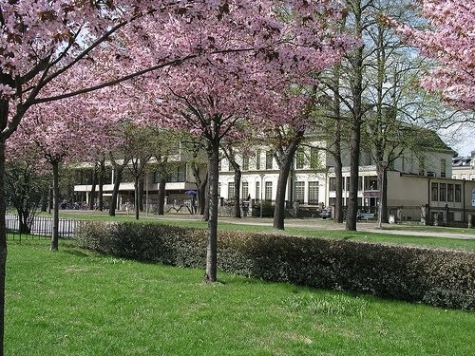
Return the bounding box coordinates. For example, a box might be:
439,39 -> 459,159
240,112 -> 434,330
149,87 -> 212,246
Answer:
0,129 -> 8,356
204,140 -> 219,282
109,166 -> 123,217
273,132 -> 304,230
138,176 -> 144,212
382,168 -> 388,222
98,159 -> 105,211
345,3 -> 364,231
18,210 -> 31,234
233,168 -> 241,218
273,160 -> 291,230
191,161 -> 208,215
50,160 -> 60,251
134,176 -> 140,220
88,166 -> 97,210
157,175 -> 167,215
203,171 -> 210,222
331,86 -> 344,224
334,156 -> 344,223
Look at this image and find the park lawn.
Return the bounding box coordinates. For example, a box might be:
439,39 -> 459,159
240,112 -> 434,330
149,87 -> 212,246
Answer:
5,238 -> 475,356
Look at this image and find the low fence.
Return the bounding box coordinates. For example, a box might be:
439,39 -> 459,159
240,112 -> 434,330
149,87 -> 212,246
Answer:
6,215 -> 86,239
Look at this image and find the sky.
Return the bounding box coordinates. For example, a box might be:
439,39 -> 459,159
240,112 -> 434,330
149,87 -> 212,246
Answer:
441,127 -> 475,157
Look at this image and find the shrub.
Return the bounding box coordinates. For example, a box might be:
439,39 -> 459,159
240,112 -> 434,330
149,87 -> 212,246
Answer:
79,221 -> 475,311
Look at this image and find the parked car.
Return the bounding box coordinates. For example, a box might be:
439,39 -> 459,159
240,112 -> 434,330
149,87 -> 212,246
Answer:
320,207 -> 331,219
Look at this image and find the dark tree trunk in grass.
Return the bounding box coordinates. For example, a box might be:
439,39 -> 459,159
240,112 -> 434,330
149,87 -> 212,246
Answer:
345,2 -> 364,231
232,166 -> 241,218
203,176 -> 210,221
0,121 -> 7,356
330,69 -> 344,224
50,160 -> 60,251
198,174 -> 208,215
98,160 -> 105,211
334,156 -> 344,222
273,131 -> 304,230
205,138 -> 220,282
191,160 -> 208,215
88,165 -> 98,210
109,166 -> 123,217
157,175 -> 167,215
134,176 -> 140,220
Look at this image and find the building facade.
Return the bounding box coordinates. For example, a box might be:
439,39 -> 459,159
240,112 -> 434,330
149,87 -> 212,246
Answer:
73,139 -> 475,223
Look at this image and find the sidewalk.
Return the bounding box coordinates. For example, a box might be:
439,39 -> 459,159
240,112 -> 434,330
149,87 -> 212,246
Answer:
157,213 -> 475,240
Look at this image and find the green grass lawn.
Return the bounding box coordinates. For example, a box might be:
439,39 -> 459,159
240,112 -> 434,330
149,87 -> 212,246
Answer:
5,239 -> 475,355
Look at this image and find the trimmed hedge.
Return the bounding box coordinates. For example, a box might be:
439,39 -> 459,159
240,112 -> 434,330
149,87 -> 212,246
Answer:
77,221 -> 475,310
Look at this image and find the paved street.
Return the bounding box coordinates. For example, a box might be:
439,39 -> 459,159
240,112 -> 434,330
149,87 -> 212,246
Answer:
154,213 -> 475,240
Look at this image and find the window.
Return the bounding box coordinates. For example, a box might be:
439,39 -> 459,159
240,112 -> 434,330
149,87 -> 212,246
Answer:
440,159 -> 446,178
122,169 -> 134,183
310,147 -> 319,169
153,170 -> 161,183
242,156 -> 249,171
295,149 -> 305,169
439,183 -> 446,201
294,182 -> 305,203
218,182 -> 221,197
169,164 -> 186,182
448,184 -> 454,202
266,151 -> 273,169
242,182 -> 249,200
329,177 -> 336,191
265,181 -> 273,200
431,182 -> 438,201
217,159 -> 222,171
455,184 -> 462,202
227,182 -> 235,199
358,176 -> 363,191
103,168 -> 112,185
255,181 -> 260,201
76,169 -> 93,185
256,149 -> 261,170
308,181 -> 319,205
366,177 -> 377,190
346,177 -> 351,192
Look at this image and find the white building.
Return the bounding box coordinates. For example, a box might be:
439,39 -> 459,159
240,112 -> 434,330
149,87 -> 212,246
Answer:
73,135 -> 475,223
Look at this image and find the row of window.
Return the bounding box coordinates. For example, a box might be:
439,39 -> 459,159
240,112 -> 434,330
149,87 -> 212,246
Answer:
220,148 -> 320,172
221,181 -> 320,204
431,182 -> 462,202
329,176 -> 378,192
75,164 -> 188,185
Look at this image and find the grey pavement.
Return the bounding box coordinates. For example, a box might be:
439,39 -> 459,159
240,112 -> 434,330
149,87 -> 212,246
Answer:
155,213 -> 475,240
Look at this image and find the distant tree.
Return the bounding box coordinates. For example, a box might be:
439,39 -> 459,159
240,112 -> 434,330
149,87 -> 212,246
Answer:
4,146 -> 49,234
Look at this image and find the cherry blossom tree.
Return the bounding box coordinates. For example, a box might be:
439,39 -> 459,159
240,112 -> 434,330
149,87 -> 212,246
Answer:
0,1 -> 354,352
146,2 -> 355,282
5,135 -> 49,234
385,1 -> 475,111
13,98 -> 107,251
